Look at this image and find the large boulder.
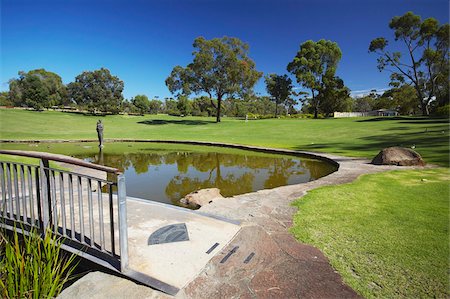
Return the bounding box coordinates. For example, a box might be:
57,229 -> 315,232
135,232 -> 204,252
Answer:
371,147 -> 425,166
180,188 -> 224,209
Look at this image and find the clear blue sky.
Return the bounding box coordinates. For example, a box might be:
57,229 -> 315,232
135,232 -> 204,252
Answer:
1,0 -> 448,100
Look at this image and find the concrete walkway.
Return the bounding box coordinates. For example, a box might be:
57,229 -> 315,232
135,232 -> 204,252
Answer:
59,151 -> 425,299
124,198 -> 241,290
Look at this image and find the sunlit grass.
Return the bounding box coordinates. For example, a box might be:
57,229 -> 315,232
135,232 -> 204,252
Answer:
0,109 -> 448,166
291,168 -> 450,298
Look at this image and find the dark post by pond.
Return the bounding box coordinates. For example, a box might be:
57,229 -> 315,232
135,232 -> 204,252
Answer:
96,120 -> 104,148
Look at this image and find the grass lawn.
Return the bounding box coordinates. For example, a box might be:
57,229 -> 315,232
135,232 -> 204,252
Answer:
1,108 -> 449,298
0,109 -> 448,166
291,168 -> 450,298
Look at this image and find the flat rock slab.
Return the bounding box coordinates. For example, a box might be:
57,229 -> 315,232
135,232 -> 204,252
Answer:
180,225 -> 360,298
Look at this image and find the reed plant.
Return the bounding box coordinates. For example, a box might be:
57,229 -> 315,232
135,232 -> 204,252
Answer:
0,226 -> 78,298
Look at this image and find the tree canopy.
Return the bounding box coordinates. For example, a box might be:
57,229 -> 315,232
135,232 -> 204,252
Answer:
318,76 -> 350,116
131,94 -> 150,115
369,11 -> 449,115
165,36 -> 262,122
8,69 -> 67,110
287,39 -> 342,118
264,74 -> 295,117
68,68 -> 124,114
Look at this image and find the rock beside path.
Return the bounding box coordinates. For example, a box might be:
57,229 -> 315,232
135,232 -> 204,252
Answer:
180,188 -> 224,208
371,147 -> 425,166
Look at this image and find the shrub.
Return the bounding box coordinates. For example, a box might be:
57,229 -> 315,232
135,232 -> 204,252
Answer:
435,104 -> 449,117
0,226 -> 78,298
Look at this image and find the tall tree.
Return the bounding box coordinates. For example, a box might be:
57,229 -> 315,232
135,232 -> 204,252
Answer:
68,68 -> 124,114
131,94 -> 150,115
318,76 -> 350,116
164,98 -> 179,115
148,99 -> 163,114
166,36 -> 262,122
0,91 -> 12,106
176,95 -> 192,116
369,11 -> 449,115
386,85 -> 419,115
8,69 -> 67,110
192,96 -> 215,116
264,74 -> 294,117
287,39 -> 342,118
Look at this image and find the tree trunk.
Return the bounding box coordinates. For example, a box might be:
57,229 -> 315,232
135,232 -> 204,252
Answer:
312,90 -> 318,119
275,102 -> 278,117
216,95 -> 222,122
414,87 -> 429,116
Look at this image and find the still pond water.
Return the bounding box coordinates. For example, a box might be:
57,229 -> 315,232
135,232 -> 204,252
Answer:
1,142 -> 337,207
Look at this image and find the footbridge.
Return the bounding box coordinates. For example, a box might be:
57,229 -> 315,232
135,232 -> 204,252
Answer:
0,150 -> 240,296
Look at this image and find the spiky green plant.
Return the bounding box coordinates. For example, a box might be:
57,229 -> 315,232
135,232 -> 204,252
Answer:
0,226 -> 78,298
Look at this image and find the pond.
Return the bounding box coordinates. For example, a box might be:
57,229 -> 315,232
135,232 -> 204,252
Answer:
0,142 -> 337,207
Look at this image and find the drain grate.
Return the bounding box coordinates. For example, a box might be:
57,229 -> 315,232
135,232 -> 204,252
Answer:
220,246 -> 239,263
244,252 -> 255,264
206,242 -> 220,254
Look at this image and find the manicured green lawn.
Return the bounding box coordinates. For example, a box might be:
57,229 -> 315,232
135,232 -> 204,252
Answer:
291,168 -> 449,298
1,109 -> 449,298
0,109 -> 448,166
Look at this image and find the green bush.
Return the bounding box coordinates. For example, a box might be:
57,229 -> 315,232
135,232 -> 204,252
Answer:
246,113 -> 276,119
282,113 -> 325,119
435,104 -> 449,117
0,226 -> 78,298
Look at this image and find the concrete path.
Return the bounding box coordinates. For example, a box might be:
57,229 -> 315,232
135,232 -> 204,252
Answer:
124,198 -> 241,290
59,152 -> 427,299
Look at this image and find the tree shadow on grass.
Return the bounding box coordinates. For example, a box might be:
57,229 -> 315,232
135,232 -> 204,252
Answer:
137,119 -> 214,126
357,116 -> 449,124
295,131 -> 449,166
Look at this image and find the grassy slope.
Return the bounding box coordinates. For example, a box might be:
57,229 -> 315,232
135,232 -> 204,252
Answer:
291,168 -> 450,298
0,109 -> 449,166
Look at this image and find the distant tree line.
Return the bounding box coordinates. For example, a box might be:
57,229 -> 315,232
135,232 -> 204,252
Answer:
1,11 -> 447,119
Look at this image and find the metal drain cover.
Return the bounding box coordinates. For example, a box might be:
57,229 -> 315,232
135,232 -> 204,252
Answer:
148,223 -> 189,245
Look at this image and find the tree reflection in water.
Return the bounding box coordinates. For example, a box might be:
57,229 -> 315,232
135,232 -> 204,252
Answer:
84,150 -> 335,207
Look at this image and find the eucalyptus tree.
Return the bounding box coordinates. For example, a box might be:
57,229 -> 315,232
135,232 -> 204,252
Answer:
68,68 -> 124,114
369,11 -> 449,115
264,74 -> 294,117
8,69 -> 67,110
287,39 -> 342,118
165,36 -> 262,122
131,94 -> 150,115
148,99 -> 163,114
318,76 -> 350,117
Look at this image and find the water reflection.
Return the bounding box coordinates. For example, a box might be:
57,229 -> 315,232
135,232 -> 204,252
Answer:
82,150 -> 336,207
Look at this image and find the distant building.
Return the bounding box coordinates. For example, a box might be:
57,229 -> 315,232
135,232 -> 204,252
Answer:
368,109 -> 398,117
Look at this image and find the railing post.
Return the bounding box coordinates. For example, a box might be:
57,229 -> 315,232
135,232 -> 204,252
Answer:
39,159 -> 52,231
117,174 -> 129,271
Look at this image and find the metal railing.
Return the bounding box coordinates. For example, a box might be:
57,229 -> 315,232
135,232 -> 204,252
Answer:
0,150 -> 128,272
